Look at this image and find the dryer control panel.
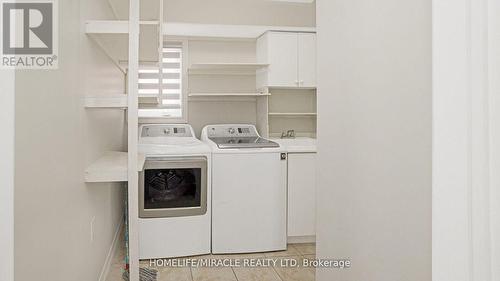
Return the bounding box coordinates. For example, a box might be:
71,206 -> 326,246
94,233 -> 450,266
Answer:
141,125 -> 193,138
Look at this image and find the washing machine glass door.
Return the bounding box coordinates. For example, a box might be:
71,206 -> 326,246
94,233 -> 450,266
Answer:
139,157 -> 207,218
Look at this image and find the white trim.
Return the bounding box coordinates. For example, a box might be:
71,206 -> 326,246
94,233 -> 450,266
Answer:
432,0 -> 474,280
433,0 -> 497,280
287,236 -> 316,244
98,220 -> 124,281
488,0 -> 500,279
469,0 -> 492,280
127,0 -> 140,280
0,69 -> 15,281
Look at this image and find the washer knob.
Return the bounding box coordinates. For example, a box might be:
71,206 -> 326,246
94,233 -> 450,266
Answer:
228,128 -> 236,134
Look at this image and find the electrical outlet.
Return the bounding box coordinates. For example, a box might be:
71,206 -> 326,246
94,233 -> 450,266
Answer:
90,216 -> 96,243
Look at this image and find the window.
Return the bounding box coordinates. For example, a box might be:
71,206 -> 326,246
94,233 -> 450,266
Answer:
138,43 -> 185,120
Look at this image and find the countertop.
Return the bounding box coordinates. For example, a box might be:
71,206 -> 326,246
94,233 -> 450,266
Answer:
270,137 -> 317,153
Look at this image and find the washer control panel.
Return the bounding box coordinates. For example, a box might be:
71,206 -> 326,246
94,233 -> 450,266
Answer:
206,125 -> 258,138
141,125 -> 193,138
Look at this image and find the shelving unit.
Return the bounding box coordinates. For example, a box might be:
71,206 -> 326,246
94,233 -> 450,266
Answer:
84,0 -> 158,279
257,88 -> 317,138
84,94 -> 128,109
84,152 -> 146,183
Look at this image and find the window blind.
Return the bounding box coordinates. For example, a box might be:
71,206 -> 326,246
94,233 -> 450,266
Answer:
138,45 -> 183,118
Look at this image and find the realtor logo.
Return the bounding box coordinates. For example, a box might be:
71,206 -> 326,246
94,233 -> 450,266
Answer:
1,0 -> 58,69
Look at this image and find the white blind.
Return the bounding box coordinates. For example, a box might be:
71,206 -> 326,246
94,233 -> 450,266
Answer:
138,45 -> 183,118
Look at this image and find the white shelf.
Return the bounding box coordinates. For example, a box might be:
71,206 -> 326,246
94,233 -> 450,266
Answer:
188,63 -> 268,75
84,94 -> 128,109
189,92 -> 270,97
86,21 -> 316,38
269,112 -> 317,117
163,22 -> 316,39
85,152 -> 146,183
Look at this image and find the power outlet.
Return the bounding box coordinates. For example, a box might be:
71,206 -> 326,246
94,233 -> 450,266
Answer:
90,216 -> 96,243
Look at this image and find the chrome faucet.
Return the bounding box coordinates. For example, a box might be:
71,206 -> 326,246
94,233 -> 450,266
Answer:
281,130 -> 296,139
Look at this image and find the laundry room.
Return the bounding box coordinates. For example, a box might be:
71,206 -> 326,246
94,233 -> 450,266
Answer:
5,0 -> 455,280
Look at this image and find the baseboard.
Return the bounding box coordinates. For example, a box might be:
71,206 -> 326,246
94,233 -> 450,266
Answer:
98,220 -> 123,281
288,235 -> 316,244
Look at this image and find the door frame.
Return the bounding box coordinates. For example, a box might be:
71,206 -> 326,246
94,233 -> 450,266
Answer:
432,0 -> 499,280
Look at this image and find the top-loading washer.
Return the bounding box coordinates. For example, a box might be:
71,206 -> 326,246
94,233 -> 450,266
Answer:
201,124 -> 287,254
138,124 -> 211,259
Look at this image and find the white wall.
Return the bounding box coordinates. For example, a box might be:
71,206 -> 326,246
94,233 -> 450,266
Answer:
14,1 -> 126,280
316,0 -> 432,280
161,0 -> 315,27
0,69 -> 15,281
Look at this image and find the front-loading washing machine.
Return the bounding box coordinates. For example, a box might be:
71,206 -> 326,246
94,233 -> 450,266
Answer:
138,124 -> 211,259
201,124 -> 287,254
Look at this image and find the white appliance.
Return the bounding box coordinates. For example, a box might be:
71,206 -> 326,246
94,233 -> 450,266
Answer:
201,124 -> 287,254
138,124 -> 211,259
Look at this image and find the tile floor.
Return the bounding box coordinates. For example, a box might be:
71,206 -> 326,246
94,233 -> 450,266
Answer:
106,237 -> 316,281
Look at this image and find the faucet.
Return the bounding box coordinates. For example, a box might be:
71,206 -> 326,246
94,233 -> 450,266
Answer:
281,130 -> 296,139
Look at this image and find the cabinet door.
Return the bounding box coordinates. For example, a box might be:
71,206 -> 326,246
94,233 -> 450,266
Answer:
267,32 -> 298,87
288,153 -> 316,237
297,33 -> 317,88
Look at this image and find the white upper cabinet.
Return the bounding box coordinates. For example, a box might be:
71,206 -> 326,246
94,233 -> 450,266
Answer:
297,33 -> 317,88
257,31 -> 316,89
257,32 -> 298,88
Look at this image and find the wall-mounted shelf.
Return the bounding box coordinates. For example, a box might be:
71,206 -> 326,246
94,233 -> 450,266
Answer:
84,94 -> 128,109
188,63 -> 268,75
85,151 -> 146,183
163,22 -> 316,39
189,92 -> 270,97
86,21 -> 316,38
257,87 -> 317,138
269,112 -> 317,117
